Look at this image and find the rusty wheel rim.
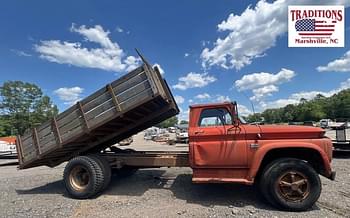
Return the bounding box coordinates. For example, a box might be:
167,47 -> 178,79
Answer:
277,171 -> 310,202
69,166 -> 90,192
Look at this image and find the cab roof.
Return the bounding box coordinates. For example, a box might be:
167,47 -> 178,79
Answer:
189,101 -> 236,109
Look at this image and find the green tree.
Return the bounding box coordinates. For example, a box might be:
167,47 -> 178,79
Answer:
246,113 -> 263,123
156,116 -> 178,128
0,81 -> 59,136
179,120 -> 189,125
258,89 -> 350,124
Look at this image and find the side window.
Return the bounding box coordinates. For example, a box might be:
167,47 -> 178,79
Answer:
198,108 -> 232,127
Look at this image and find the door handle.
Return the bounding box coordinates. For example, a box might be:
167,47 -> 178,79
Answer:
194,130 -> 204,134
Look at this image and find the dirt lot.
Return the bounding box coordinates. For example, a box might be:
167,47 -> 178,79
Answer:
0,132 -> 350,218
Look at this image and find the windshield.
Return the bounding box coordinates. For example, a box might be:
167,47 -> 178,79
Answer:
239,115 -> 247,124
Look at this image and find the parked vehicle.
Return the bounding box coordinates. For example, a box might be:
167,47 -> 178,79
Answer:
320,119 -> 333,128
144,127 -> 157,140
176,124 -> 189,143
176,130 -> 188,143
0,140 -> 17,156
16,56 -> 335,211
168,127 -> 176,133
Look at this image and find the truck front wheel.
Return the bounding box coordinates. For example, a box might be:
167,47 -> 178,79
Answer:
63,156 -> 104,199
260,158 -> 321,211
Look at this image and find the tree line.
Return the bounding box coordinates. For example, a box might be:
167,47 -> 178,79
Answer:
0,81 -> 58,136
246,89 -> 350,124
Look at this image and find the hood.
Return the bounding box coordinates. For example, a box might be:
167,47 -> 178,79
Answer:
258,125 -> 325,139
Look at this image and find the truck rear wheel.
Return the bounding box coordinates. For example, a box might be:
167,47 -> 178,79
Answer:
261,158 -> 321,211
87,154 -> 111,191
63,156 -> 104,199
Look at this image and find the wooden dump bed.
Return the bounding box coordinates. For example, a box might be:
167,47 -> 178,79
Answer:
16,59 -> 179,169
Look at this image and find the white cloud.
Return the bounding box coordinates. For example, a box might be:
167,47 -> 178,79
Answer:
216,95 -> 231,102
201,0 -> 349,70
178,107 -> 190,121
124,56 -> 141,72
11,49 -> 31,57
340,78 -> 350,89
153,63 -> 165,75
317,50 -> 350,72
173,72 -> 217,90
115,26 -> 124,33
184,53 -> 190,57
235,68 -> 295,91
174,95 -> 185,104
238,104 -> 252,116
264,78 -> 350,109
35,24 -> 139,72
195,93 -> 211,99
54,87 -> 84,105
250,85 -> 279,101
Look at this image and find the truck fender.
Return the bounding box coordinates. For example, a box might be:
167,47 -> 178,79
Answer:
248,142 -> 332,181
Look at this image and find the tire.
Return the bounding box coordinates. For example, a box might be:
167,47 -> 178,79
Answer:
262,158 -> 321,211
87,154 -> 112,192
63,156 -> 104,199
257,159 -> 280,207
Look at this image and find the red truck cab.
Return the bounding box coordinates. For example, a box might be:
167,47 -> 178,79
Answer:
188,101 -> 335,211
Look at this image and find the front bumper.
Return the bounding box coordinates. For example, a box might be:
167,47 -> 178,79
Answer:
324,170 -> 336,180
329,171 -> 336,180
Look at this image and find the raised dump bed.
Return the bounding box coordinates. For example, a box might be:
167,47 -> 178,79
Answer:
16,57 -> 179,169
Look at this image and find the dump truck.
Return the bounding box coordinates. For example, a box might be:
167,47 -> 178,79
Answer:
16,55 -> 335,211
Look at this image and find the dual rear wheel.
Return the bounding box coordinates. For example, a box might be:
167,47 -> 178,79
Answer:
63,154 -> 138,199
63,155 -> 111,199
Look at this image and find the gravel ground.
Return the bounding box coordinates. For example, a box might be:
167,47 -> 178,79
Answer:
0,132 -> 349,218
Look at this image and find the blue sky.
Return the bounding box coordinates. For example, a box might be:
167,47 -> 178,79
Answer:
0,0 -> 349,120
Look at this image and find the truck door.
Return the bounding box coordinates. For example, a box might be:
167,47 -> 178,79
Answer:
190,107 -> 247,167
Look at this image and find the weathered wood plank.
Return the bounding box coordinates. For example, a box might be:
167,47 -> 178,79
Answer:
37,120 -> 51,132
21,132 -> 32,143
38,125 -> 53,139
77,101 -> 90,132
110,66 -> 145,89
142,64 -> 158,95
32,127 -> 42,156
80,86 -> 108,106
59,117 -> 83,136
113,72 -> 147,96
16,136 -> 24,165
57,108 -> 80,128
52,116 -> 62,146
117,80 -> 151,103
40,137 -> 58,153
119,88 -> 154,111
21,138 -> 35,153
83,91 -> 111,113
86,99 -> 115,121
107,84 -> 121,111
88,107 -> 117,129
56,104 -> 78,122
80,67 -> 145,109
61,125 -> 84,143
38,132 -> 55,148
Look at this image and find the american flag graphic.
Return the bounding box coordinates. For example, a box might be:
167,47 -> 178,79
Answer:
295,19 -> 336,36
